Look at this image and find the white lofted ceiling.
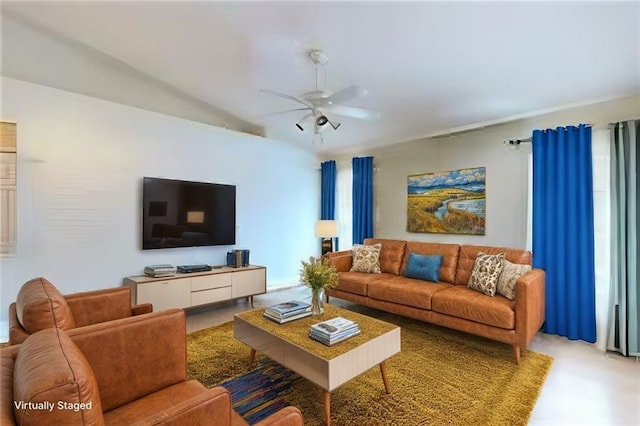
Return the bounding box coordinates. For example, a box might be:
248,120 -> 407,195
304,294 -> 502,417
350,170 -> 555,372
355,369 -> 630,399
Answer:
2,1 -> 639,155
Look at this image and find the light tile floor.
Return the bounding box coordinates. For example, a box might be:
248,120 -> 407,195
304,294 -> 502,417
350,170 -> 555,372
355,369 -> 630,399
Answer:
186,286 -> 640,426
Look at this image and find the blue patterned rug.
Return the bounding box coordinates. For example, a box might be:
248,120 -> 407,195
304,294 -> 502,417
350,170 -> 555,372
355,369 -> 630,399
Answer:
218,359 -> 303,424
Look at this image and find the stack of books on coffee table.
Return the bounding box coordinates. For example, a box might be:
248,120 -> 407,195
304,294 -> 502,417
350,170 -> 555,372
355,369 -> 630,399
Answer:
263,300 -> 312,323
309,317 -> 361,346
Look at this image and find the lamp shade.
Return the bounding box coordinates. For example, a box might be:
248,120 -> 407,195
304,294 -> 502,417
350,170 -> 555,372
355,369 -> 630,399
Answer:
315,220 -> 338,238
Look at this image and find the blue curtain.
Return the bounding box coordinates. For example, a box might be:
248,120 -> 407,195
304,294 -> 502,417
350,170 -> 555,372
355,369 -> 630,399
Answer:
532,124 -> 596,342
320,160 -> 338,250
320,160 -> 336,220
352,156 -> 374,244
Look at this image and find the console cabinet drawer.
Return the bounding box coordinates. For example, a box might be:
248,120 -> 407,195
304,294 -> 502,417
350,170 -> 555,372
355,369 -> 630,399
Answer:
137,278 -> 190,311
191,286 -> 232,306
191,274 -> 231,292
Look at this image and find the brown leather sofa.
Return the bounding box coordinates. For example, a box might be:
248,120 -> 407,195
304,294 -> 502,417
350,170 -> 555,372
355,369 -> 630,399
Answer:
8,277 -> 153,345
327,238 -> 545,363
1,308 -> 304,425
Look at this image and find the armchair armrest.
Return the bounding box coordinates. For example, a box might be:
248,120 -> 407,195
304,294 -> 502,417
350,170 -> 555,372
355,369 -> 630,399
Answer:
66,308 -> 187,412
1,345 -> 20,425
127,384 -> 231,425
254,406 -> 304,426
515,268 -> 546,347
327,249 -> 353,272
65,287 -> 135,327
132,303 -> 153,316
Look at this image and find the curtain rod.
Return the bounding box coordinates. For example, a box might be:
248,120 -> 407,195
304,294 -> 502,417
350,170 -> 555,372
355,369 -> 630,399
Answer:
504,123 -> 593,146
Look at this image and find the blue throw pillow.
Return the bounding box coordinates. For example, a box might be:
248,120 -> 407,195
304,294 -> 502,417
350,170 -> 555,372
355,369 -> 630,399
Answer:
403,253 -> 443,282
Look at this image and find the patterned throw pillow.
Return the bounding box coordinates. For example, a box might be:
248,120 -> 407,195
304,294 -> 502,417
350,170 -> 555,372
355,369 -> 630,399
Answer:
496,260 -> 532,300
467,252 -> 506,296
350,243 -> 382,273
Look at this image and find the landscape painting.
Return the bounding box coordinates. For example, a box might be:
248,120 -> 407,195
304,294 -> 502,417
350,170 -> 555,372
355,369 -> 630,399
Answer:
407,167 -> 486,235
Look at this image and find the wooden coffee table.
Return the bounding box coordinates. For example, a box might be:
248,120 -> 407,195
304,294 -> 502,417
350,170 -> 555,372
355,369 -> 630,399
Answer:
234,304 -> 401,425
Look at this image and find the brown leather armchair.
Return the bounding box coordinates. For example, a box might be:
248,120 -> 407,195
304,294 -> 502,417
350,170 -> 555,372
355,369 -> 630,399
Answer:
1,308 -> 304,425
8,277 -> 153,345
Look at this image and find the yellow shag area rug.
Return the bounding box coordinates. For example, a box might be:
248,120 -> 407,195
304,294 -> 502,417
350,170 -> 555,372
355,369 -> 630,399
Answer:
187,310 -> 553,425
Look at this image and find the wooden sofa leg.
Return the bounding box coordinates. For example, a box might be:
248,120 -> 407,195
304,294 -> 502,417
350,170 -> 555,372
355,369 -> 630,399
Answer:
513,345 -> 521,364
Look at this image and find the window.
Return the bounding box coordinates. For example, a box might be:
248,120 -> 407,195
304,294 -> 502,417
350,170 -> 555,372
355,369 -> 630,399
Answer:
336,160 -> 353,251
0,122 -> 17,256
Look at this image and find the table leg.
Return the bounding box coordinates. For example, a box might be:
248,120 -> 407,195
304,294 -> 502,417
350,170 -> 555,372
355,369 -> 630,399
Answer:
323,390 -> 331,426
248,348 -> 256,371
379,361 -> 391,393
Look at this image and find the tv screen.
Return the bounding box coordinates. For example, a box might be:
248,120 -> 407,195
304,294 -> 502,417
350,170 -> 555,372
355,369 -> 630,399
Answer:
142,177 -> 236,250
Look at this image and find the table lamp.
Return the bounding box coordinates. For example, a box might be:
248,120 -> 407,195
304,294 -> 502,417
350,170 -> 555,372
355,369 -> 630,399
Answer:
315,220 -> 338,255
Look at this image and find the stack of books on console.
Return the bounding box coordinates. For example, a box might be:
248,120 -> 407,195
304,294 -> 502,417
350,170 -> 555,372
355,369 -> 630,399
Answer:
144,264 -> 176,278
263,301 -> 312,324
309,317 -> 361,346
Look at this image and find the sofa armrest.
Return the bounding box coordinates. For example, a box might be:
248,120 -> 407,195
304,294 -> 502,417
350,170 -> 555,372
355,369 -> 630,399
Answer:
65,309 -> 187,412
65,287 -> 134,327
515,268 -> 546,347
8,303 -> 29,345
131,303 -> 153,316
254,406 -> 304,426
327,249 -> 353,272
130,384 -> 231,425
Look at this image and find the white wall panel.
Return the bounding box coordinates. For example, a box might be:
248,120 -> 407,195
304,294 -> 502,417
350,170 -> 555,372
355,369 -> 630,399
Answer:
0,77 -> 320,339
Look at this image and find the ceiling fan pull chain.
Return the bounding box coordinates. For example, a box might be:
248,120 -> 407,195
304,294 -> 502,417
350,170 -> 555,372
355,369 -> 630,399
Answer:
324,67 -> 327,91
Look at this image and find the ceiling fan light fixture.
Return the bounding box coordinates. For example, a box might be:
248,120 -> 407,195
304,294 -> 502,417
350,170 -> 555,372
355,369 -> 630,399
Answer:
309,50 -> 329,66
316,115 -> 329,126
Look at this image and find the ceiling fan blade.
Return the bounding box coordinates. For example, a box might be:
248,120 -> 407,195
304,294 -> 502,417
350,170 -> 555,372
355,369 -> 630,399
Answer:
260,89 -> 314,109
322,85 -> 366,105
261,107 -> 311,117
324,105 -> 381,120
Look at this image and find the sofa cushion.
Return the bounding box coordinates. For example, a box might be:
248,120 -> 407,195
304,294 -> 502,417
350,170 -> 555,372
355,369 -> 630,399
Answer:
364,238 -> 407,275
16,277 -> 76,333
431,286 -> 515,329
335,272 -> 390,296
455,245 -> 532,285
496,261 -> 532,300
402,242 -> 460,284
13,328 -> 103,425
404,253 -> 442,282
367,276 -> 453,310
467,252 -> 506,296
350,244 -> 382,273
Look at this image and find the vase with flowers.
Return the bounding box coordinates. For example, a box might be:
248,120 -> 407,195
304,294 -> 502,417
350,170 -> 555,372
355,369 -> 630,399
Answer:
299,256 -> 339,315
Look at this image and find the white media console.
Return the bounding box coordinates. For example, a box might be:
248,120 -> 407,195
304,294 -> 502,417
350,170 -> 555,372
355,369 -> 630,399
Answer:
123,265 -> 266,311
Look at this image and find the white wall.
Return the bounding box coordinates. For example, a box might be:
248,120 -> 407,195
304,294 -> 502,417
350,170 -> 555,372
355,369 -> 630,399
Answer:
0,77 -> 320,339
0,13 -> 260,135
347,96 -> 639,249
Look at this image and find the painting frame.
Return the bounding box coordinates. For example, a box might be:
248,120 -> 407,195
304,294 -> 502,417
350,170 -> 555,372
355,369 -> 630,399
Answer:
407,167 -> 486,235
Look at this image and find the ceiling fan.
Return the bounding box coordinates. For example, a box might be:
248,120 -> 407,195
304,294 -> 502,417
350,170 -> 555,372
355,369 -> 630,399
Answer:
261,50 -> 380,138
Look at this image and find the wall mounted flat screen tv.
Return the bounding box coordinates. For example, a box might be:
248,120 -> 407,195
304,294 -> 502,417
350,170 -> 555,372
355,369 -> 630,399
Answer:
142,177 -> 236,250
